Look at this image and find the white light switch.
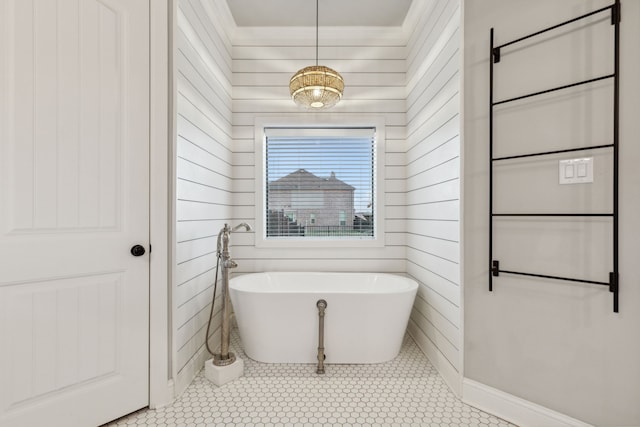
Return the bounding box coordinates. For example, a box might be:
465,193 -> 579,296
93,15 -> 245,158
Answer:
559,158 -> 593,185
564,164 -> 575,178
577,163 -> 587,177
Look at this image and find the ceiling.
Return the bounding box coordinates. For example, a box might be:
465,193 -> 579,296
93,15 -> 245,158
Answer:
225,0 -> 414,27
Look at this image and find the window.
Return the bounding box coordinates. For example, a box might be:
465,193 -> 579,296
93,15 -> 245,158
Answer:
255,118 -> 385,247
256,120 -> 384,247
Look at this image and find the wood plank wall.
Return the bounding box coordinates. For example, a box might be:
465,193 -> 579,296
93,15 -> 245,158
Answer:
229,27 -> 408,273
404,0 -> 463,395
173,0 -> 462,397
174,0 -> 233,394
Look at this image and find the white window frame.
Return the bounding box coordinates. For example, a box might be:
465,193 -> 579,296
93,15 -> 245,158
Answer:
254,116 -> 386,248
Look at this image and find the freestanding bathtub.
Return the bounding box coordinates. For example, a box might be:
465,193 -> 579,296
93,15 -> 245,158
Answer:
229,272 -> 418,364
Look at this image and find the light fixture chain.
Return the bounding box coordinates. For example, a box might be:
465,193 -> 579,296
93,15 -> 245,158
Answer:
289,0 -> 344,109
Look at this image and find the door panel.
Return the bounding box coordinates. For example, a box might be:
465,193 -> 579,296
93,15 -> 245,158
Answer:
0,0 -> 150,426
3,273 -> 123,399
7,0 -> 127,233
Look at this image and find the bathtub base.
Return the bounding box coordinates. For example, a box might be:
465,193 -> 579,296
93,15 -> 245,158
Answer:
204,356 -> 244,387
230,272 -> 418,364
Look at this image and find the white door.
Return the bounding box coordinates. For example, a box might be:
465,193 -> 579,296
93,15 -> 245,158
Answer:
0,0 -> 150,426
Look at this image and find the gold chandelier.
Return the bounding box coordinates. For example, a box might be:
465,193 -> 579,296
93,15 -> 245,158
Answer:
289,0 -> 344,109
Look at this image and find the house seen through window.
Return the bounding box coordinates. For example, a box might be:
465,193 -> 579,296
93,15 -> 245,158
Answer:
265,127 -> 376,239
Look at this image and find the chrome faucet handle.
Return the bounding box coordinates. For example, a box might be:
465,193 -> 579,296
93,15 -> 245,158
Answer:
216,223 -> 230,254
223,259 -> 238,269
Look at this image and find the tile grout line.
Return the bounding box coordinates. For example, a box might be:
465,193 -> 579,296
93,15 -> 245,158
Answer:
107,329 -> 515,427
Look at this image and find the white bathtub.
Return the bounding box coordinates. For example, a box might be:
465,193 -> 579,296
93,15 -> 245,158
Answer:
229,272 -> 418,364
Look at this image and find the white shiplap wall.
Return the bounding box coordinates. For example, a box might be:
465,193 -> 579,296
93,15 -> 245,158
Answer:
174,0 -> 233,394
229,28 -> 408,273
172,0 -> 463,399
404,0 -> 462,395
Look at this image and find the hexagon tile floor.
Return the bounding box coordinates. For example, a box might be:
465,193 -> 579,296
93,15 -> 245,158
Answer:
106,330 -> 516,427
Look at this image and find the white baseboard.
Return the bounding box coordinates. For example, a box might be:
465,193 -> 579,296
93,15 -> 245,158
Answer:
462,378 -> 593,427
175,326 -> 222,397
407,320 -> 462,396
148,379 -> 175,410
175,345 -> 212,397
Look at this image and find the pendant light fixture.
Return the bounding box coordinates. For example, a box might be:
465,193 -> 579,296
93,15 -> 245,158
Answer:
289,0 -> 344,109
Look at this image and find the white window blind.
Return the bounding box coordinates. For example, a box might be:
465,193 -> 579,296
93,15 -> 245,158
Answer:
264,127 -> 376,239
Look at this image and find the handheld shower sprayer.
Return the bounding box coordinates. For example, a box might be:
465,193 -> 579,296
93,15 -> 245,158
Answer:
232,222 -> 253,232
217,223 -> 253,254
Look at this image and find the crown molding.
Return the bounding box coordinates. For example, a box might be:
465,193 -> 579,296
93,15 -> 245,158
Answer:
231,25 -> 408,47
212,0 -> 428,47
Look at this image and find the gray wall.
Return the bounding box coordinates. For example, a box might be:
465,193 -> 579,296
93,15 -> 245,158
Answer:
463,0 -> 640,425
405,0 -> 462,395
174,0 -> 233,394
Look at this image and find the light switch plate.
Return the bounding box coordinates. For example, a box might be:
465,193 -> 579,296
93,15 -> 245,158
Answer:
559,157 -> 593,184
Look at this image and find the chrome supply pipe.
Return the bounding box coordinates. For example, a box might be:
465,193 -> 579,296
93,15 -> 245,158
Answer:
212,223 -> 252,367
316,299 -> 327,374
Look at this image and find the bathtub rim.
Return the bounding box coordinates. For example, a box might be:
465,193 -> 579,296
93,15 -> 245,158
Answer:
229,271 -> 418,294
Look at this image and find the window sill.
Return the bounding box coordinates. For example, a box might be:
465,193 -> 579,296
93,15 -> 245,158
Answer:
255,235 -> 385,249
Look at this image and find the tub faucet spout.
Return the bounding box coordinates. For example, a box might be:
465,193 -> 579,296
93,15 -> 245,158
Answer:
232,222 -> 252,232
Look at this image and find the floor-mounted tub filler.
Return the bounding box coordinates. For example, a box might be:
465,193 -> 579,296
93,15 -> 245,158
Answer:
229,272 -> 419,369
204,223 -> 252,387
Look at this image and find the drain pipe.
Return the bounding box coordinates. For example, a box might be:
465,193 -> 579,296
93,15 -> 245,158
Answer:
316,299 -> 327,374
